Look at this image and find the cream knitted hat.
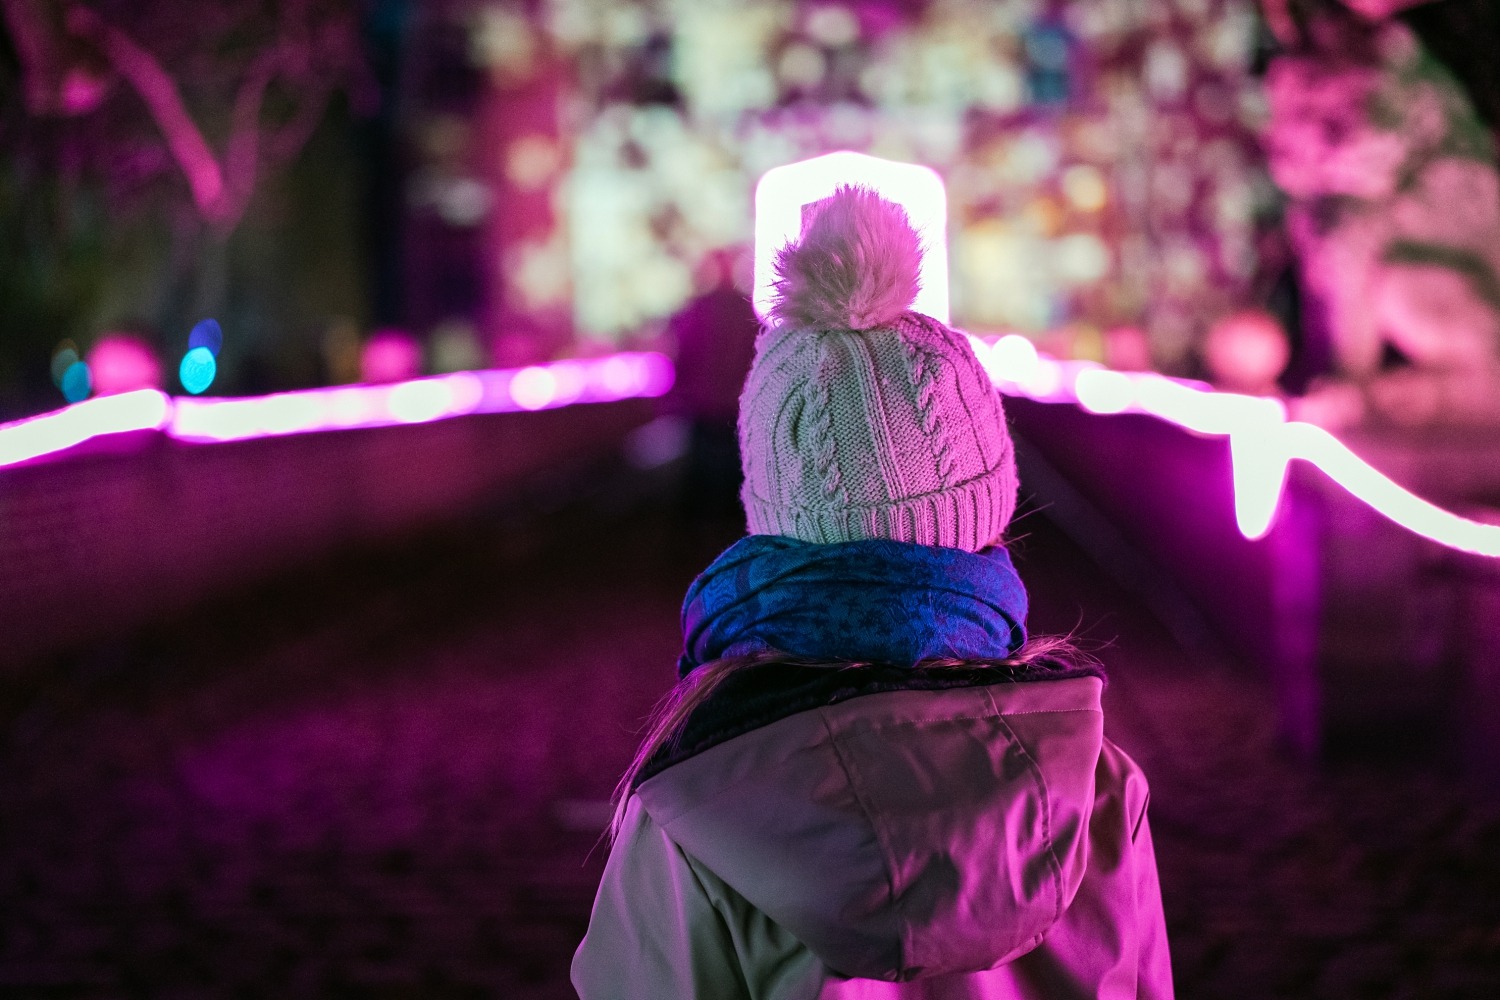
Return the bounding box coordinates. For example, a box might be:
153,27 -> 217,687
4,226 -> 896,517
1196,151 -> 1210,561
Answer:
738,185 -> 1018,551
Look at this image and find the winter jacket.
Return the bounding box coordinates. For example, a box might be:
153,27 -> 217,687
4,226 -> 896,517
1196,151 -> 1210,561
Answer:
573,673 -> 1173,999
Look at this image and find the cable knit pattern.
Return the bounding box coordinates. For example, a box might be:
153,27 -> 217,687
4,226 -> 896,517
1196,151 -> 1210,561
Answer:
738,187 -> 1018,551
899,316 -> 956,488
806,353 -> 848,505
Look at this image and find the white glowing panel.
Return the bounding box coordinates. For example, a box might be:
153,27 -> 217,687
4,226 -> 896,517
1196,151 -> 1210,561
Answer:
753,151 -> 949,323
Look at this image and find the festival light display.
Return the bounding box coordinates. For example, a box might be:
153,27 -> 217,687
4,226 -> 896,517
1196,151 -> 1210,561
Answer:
4,141 -> 1498,564
1,337 -> 1495,558
0,353 -> 673,460
981,336 -> 1500,557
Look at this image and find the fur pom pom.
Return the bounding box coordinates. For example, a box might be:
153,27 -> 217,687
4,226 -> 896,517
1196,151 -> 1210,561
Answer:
769,185 -> 923,331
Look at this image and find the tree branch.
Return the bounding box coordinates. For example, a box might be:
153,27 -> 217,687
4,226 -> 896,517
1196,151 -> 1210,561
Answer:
10,2 -> 361,232
1,0 -> 65,114
67,5 -> 226,217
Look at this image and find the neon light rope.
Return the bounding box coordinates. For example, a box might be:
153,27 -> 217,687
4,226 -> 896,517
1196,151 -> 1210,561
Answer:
979,334 -> 1500,558
0,352 -> 674,468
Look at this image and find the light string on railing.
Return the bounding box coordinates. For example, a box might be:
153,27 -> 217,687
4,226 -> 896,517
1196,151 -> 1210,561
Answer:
0,352 -> 674,468
977,333 -> 1500,558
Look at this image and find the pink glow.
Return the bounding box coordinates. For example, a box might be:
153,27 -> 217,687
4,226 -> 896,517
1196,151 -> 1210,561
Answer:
167,356 -> 670,444
508,366 -> 559,411
360,329 -> 423,383
2,339 -> 1492,558
753,152 -> 950,323
87,335 -> 164,396
0,354 -> 673,465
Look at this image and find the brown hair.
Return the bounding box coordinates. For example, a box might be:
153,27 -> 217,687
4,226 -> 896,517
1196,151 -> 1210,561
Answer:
609,634 -> 1093,841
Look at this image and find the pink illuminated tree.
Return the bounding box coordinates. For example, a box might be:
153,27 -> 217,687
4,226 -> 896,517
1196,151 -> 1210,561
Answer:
0,1 -> 375,414
1259,0 -> 1443,44
1,0 -> 369,233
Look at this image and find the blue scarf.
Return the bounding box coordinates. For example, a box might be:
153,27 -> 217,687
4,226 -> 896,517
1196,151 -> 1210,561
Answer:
679,535 -> 1029,677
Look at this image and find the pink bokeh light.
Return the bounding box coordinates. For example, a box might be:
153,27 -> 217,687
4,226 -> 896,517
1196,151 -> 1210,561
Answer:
360,329 -> 423,383
87,335 -> 164,396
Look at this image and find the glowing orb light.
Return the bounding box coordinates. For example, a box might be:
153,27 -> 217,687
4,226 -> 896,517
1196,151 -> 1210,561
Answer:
387,379 -> 456,424
509,366 -> 558,410
1076,368 -> 1135,414
179,347 -> 217,395
990,334 -> 1041,385
361,328 -> 422,383
60,361 -> 93,403
754,151 -> 950,323
188,318 -> 224,356
51,342 -> 80,388
1204,310 -> 1289,396
88,335 -> 163,395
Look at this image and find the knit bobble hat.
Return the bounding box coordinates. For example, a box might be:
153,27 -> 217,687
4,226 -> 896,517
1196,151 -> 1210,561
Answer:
738,185 -> 1018,552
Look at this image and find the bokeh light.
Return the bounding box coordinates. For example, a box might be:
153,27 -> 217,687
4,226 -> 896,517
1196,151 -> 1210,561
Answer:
387,380 -> 456,424
509,366 -> 558,410
990,334 -> 1041,385
50,342 -> 80,389
1203,310 -> 1290,395
60,361 -> 92,403
179,347 -> 217,395
597,355 -> 644,398
188,318 -> 224,356
1076,368 -> 1135,415
361,329 -> 423,383
88,335 -> 163,396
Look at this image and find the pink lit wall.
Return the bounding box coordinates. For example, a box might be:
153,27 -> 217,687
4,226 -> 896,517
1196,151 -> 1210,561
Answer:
0,396 -> 657,672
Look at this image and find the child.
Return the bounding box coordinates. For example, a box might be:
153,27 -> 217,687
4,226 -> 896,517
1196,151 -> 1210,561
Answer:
573,186 -> 1173,999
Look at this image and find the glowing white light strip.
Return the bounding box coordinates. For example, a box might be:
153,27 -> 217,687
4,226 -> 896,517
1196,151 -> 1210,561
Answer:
982,335 -> 1500,558
753,151 -> 950,323
1277,422 -> 1500,555
0,353 -> 674,467
0,390 -> 172,466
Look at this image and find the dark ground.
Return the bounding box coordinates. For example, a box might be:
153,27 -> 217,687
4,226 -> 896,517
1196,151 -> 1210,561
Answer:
2,469 -> 1499,999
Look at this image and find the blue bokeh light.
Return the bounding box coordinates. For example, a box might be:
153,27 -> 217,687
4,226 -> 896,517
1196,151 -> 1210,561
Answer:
188,318 -> 223,356
179,347 -> 217,395
60,361 -> 92,403
51,343 -> 80,388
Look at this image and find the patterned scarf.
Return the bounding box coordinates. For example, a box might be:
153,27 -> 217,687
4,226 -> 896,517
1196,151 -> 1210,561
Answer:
679,534 -> 1029,677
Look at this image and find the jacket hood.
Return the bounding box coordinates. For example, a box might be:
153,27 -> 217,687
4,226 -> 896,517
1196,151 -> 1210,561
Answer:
635,675 -> 1105,982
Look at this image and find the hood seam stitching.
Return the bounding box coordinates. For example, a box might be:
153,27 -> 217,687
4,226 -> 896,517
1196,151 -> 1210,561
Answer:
986,688 -> 1066,932
819,707 -> 908,981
